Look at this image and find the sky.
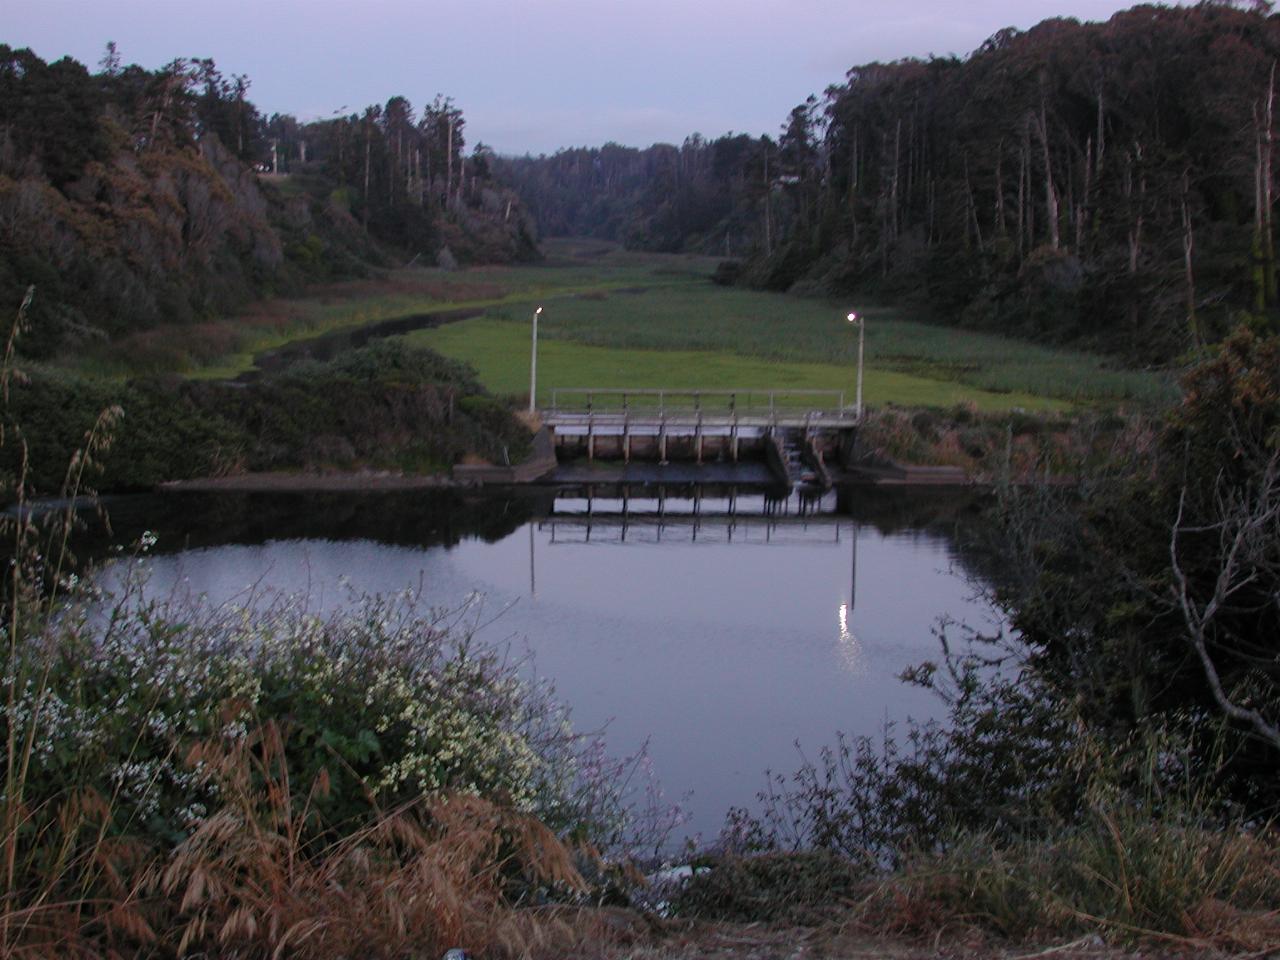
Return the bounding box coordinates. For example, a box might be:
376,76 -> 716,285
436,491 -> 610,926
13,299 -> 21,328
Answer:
8,0 -> 1174,156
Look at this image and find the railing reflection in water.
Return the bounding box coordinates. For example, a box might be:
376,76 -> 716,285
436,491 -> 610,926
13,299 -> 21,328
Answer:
531,483 -> 859,615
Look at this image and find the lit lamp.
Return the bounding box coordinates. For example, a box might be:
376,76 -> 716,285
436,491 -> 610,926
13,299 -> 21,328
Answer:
847,311 -> 864,419
529,305 -> 543,412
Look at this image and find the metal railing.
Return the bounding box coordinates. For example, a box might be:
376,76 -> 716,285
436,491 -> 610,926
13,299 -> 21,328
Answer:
547,388 -> 849,418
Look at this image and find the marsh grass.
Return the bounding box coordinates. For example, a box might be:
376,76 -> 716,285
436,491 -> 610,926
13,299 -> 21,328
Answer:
69,239 -> 708,381
53,237 -> 1169,411
484,285 -> 1174,406
851,799 -> 1280,951
404,317 -> 1072,413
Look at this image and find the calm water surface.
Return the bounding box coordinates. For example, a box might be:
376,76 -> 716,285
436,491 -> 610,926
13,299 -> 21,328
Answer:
95,485 -> 1003,842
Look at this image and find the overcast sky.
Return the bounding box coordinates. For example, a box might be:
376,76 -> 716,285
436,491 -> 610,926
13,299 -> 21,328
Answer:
8,0 -> 1172,156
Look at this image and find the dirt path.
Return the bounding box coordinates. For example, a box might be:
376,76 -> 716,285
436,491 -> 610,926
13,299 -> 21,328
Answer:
614,923 -> 1223,959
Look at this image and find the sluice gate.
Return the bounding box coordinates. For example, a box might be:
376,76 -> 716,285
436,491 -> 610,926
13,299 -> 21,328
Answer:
542,388 -> 862,488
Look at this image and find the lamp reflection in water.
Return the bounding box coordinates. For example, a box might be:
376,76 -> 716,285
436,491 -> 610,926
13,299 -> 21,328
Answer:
837,602 -> 865,676
529,522 -> 537,600
837,522 -> 862,675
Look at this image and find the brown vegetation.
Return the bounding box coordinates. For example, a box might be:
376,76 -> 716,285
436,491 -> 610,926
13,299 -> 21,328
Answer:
856,405 -> 1158,484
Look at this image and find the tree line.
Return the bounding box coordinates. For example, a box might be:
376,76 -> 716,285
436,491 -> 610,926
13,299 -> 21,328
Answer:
499,3 -> 1280,362
0,45 -> 536,356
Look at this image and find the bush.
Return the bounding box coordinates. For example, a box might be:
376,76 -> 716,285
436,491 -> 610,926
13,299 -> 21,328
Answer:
0,287 -> 645,957
0,553 -> 672,954
710,624 -> 1280,948
11,577 -> 610,846
0,339 -> 533,492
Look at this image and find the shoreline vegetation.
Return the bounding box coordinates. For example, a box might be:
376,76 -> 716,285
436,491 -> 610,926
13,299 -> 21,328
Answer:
4,10 -> 1280,953
5,274 -> 1280,957
4,237 -> 1177,499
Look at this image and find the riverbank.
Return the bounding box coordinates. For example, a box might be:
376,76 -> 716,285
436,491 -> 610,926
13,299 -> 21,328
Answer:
152,459 -> 969,493
1,340 -> 533,497
157,469 -> 459,492
13,480 -> 1277,959
150,400 -> 1130,494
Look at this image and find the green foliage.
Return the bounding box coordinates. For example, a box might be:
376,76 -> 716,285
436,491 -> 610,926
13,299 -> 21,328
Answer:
0,48 -> 534,363
501,6 -> 1280,364
0,368 -> 241,493
990,328 -> 1280,812
7,584 -> 576,843
0,339 -> 530,492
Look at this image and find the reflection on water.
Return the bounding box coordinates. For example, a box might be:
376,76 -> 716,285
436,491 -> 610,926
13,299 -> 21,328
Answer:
92,484 -> 1002,842
837,602 -> 864,677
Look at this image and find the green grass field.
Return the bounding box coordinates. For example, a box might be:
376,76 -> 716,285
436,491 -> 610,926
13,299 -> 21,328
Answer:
402,317 -> 1070,413
392,240 -> 1173,412
69,237 -> 1175,412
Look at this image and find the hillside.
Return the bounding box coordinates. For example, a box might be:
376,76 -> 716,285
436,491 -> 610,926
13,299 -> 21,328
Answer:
0,45 -> 538,359
498,3 -> 1280,363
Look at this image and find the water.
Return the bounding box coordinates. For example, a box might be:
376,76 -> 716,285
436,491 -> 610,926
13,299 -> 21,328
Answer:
92,485 -> 1004,843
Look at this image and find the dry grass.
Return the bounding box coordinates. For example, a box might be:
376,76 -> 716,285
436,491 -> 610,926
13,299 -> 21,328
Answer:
819,816 -> 1280,955
154,717 -> 588,959
2,714 -> 606,958
514,409 -> 543,432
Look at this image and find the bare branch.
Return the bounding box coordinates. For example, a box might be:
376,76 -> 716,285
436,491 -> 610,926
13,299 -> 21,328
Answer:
1168,446 -> 1280,753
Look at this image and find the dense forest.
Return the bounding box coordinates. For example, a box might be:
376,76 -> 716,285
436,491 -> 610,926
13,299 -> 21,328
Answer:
499,3 -> 1280,362
0,44 -> 537,357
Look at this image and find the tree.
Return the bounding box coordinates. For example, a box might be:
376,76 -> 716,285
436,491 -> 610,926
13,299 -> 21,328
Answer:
1166,328 -> 1280,752
991,328 -> 1280,810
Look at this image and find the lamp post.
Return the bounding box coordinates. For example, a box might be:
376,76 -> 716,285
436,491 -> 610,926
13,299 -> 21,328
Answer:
529,305 -> 543,412
847,311 -> 864,419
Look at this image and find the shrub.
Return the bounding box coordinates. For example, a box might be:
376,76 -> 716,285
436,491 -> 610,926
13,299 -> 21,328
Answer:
0,291 -> 648,954
12,577 -> 618,845
705,623 -> 1280,948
